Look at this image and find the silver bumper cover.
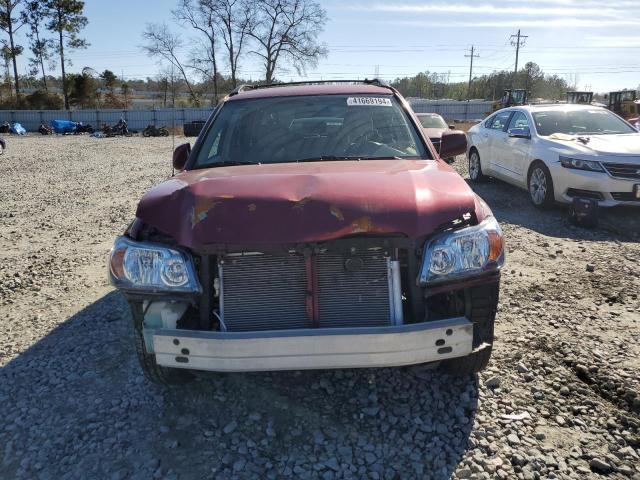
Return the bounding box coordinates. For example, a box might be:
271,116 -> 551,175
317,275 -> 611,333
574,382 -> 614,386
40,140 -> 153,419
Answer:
151,317 -> 474,372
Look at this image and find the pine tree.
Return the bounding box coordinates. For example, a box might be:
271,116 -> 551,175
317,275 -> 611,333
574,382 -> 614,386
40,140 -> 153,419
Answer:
43,0 -> 88,109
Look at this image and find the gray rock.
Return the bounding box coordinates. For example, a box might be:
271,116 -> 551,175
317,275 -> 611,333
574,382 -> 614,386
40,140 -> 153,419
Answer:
223,421 -> 238,434
485,376 -> 501,389
507,434 -> 520,445
589,458 -> 612,474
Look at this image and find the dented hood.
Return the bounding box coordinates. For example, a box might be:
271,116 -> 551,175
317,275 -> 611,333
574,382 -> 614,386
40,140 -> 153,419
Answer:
136,160 -> 480,249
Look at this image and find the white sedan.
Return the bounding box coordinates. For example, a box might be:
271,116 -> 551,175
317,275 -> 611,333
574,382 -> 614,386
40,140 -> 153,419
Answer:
466,104 -> 640,208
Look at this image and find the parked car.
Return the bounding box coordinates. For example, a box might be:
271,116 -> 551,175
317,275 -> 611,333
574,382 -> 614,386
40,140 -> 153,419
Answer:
467,104 -> 640,208
415,112 -> 460,163
109,80 -> 504,385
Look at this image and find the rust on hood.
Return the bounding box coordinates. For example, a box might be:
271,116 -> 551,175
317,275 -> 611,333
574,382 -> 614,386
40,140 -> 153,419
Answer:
191,199 -> 220,228
136,160 -> 486,250
330,205 -> 344,221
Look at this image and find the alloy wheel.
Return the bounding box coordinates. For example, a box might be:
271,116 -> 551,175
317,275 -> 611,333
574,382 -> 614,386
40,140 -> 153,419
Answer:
469,152 -> 480,180
529,167 -> 547,205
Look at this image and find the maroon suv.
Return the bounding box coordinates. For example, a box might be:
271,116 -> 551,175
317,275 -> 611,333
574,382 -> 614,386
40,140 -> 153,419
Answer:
109,80 -> 504,385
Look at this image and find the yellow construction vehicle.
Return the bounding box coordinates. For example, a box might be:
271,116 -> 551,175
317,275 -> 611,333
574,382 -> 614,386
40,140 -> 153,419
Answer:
490,89 -> 528,113
566,91 -> 593,104
607,90 -> 639,119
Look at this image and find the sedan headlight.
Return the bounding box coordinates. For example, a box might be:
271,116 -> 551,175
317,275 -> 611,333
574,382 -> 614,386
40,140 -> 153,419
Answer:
418,216 -> 504,285
109,236 -> 201,293
559,156 -> 604,172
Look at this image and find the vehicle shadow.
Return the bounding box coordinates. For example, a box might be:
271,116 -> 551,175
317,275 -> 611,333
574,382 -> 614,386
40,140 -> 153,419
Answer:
466,177 -> 640,242
1,291 -> 479,480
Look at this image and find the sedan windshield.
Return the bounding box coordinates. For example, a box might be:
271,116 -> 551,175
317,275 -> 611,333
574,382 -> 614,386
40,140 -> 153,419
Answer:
532,108 -> 636,136
193,94 -> 429,168
418,114 -> 448,129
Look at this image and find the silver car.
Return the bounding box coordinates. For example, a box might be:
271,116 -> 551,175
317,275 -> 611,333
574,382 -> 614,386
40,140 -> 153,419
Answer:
466,104 -> 640,208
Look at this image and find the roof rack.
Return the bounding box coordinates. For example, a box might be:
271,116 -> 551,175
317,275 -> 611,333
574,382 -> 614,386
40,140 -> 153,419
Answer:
229,78 -> 392,96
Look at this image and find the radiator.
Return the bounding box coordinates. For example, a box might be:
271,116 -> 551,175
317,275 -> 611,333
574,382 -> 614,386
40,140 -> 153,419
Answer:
219,249 -> 400,332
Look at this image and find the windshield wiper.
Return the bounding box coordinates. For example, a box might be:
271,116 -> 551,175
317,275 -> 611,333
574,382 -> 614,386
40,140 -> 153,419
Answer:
296,155 -> 404,162
208,160 -> 255,167
296,155 -> 360,162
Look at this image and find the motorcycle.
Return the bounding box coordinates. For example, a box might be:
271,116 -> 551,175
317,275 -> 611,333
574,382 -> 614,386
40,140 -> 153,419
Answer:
102,119 -> 131,137
142,124 -> 169,137
75,122 -> 95,134
38,123 -> 53,135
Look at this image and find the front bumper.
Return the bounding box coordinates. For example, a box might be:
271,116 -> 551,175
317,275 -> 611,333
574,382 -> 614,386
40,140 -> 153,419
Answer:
150,317 -> 474,372
550,163 -> 640,207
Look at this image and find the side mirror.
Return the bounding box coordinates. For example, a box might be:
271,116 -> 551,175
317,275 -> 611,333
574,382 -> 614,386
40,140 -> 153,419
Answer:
439,131 -> 467,159
173,142 -> 191,172
507,127 -> 531,139
448,124 -> 456,130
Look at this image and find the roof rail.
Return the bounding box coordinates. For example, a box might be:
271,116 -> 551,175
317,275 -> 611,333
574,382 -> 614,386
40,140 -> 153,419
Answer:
228,78 -> 392,96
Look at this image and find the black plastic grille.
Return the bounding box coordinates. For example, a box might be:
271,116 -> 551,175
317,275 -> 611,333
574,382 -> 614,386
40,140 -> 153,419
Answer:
603,162 -> 640,180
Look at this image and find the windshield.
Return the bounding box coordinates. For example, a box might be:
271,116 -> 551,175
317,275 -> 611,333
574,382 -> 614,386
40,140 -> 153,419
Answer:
192,94 -> 429,168
418,114 -> 447,129
532,108 -> 636,136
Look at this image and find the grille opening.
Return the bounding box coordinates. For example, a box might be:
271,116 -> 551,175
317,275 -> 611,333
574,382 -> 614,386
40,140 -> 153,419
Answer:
566,188 -> 604,200
611,192 -> 640,202
603,163 -> 640,180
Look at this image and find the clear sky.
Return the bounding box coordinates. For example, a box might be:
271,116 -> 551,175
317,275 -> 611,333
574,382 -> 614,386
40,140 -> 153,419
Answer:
12,0 -> 640,93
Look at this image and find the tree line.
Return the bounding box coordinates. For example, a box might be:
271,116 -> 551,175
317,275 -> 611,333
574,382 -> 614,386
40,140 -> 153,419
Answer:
391,62 -> 573,101
0,0 -> 87,109
0,0 -> 329,110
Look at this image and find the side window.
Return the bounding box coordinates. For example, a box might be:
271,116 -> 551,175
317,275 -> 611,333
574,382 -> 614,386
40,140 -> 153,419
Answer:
507,112 -> 529,130
484,115 -> 496,128
489,111 -> 512,130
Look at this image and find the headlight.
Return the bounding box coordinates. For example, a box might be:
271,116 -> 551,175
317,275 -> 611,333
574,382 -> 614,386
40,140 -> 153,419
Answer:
109,236 -> 201,293
559,156 -> 604,172
418,216 -> 504,285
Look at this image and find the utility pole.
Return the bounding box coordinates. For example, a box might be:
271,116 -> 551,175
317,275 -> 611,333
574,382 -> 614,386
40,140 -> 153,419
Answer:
465,45 -> 479,100
510,29 -> 528,87
464,46 -> 479,119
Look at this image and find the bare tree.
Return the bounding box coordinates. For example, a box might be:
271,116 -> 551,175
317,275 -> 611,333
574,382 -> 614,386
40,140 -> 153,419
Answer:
247,0 -> 327,83
173,0 -> 219,104
141,22 -> 200,106
0,0 -> 24,96
205,0 -> 251,88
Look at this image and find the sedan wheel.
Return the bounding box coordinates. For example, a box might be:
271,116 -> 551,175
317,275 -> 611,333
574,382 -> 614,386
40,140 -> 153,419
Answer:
527,162 -> 554,209
468,150 -> 486,182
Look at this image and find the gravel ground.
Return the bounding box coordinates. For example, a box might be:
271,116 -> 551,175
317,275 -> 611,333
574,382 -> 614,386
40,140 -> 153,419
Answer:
1,135 -> 639,480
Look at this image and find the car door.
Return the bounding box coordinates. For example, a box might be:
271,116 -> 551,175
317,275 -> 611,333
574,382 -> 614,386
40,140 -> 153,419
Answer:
502,111 -> 534,185
486,110 -> 514,177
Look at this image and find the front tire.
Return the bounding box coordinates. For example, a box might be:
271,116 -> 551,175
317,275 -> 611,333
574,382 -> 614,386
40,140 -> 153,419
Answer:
468,149 -> 487,182
440,284 -> 498,375
527,161 -> 555,209
129,302 -> 194,385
